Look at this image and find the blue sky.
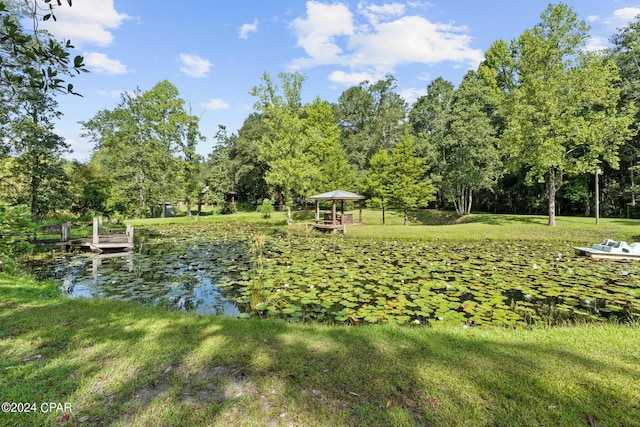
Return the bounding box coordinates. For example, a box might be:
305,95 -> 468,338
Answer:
40,0 -> 640,160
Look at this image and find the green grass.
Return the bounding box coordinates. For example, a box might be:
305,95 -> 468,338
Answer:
128,208 -> 640,243
3,211 -> 640,426
1,274 -> 640,426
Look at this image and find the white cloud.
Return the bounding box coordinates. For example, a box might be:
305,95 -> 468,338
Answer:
202,98 -> 230,111
328,70 -> 379,86
97,89 -> 135,99
606,7 -> 640,29
84,52 -> 127,75
179,54 -> 212,78
39,0 -> 130,47
239,19 -> 259,39
399,87 -> 427,104
585,36 -> 609,52
349,16 -> 482,70
289,1 -> 483,83
357,1 -> 406,25
290,1 -> 354,69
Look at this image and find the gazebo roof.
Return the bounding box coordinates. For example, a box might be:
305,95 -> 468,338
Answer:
308,190 -> 366,201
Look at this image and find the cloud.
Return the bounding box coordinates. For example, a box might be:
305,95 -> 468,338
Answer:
585,36 -> 609,52
39,0 -> 130,47
290,1 -> 354,68
239,19 -> 259,39
357,1 -> 406,25
84,52 -> 127,75
399,87 -> 427,104
349,16 -> 482,69
202,98 -> 230,111
97,89 -> 136,99
179,54 -> 212,78
289,0 -> 483,85
328,70 -> 380,86
605,7 -> 640,29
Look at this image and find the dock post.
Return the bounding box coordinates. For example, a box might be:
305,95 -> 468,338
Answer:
61,222 -> 71,242
126,224 -> 134,245
92,217 -> 99,245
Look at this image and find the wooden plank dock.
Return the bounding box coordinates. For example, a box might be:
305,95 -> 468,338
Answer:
32,217 -> 134,253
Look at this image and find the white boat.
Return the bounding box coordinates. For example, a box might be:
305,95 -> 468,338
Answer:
574,239 -> 640,260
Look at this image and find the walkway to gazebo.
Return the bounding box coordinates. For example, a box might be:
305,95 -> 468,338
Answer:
307,190 -> 366,233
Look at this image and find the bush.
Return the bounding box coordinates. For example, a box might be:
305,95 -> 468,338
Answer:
0,205 -> 36,265
257,199 -> 274,219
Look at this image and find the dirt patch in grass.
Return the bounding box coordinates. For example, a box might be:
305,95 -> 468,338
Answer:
128,362 -> 260,408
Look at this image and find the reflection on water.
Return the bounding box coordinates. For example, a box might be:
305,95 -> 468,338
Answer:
36,234 -> 252,316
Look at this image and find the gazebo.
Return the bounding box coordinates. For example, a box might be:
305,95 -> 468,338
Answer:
308,190 -> 366,230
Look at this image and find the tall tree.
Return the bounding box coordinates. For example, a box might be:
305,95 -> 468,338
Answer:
203,125 -> 235,207
0,0 -> 85,216
610,16 -> 640,207
251,72 -> 311,209
387,134 -> 435,225
503,3 -> 635,226
358,149 -> 391,224
303,98 -> 354,194
228,113 -> 270,203
7,88 -> 71,216
409,77 -> 455,206
440,71 -> 501,215
82,81 -> 201,217
337,75 -> 407,171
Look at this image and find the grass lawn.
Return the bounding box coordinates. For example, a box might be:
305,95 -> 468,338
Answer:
2,211 -> 640,426
1,275 -> 639,426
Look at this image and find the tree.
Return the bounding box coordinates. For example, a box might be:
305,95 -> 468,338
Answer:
440,71 -> 501,215
409,77 -> 455,207
610,16 -> 640,207
0,0 -> 86,98
409,77 -> 455,137
503,3 -> 635,226
178,105 -> 204,216
6,88 -> 71,216
0,0 -> 86,216
65,160 -> 110,217
228,113 -> 270,204
387,134 -> 435,225
251,72 -> 312,210
358,149 -> 391,224
203,125 -> 235,208
338,75 -> 407,171
303,98 -> 354,194
82,81 -> 202,217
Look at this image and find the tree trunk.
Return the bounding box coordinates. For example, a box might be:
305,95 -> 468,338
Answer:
404,208 -> 408,225
30,149 -> 39,218
631,163 -> 636,206
382,197 -> 386,225
547,167 -> 557,226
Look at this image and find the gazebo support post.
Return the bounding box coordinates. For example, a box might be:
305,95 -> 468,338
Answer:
358,201 -> 362,224
332,200 -> 337,225
315,201 -> 320,223
341,200 -> 344,222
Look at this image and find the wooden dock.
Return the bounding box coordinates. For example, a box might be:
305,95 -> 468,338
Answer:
33,216 -> 134,253
78,217 -> 134,252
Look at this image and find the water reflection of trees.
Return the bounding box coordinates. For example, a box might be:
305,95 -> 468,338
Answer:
42,235 -> 252,316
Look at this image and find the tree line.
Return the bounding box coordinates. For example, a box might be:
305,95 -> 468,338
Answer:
1,3 -> 639,227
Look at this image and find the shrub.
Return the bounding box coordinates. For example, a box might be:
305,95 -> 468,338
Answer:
257,199 -> 274,219
0,205 -> 36,266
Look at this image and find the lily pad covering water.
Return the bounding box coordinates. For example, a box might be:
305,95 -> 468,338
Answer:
33,223 -> 640,326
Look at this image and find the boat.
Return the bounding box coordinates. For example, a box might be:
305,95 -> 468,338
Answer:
574,239 -> 640,260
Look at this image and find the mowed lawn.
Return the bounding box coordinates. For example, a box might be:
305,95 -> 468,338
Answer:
2,212 -> 640,426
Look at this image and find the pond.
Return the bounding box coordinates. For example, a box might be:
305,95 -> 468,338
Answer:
31,223 -> 640,327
